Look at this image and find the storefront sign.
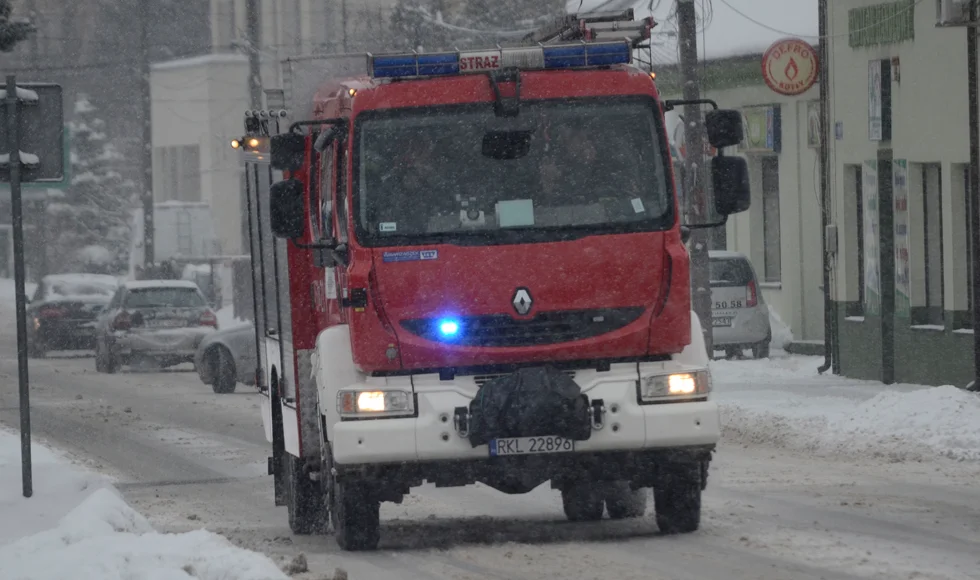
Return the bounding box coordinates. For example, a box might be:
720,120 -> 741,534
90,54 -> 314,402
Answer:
869,60 -> 883,141
761,38 -> 819,96
893,159 -> 910,318
738,105 -> 782,153
863,160 -> 881,315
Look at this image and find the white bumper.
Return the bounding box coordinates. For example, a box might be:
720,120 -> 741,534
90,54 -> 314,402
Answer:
330,362 -> 720,466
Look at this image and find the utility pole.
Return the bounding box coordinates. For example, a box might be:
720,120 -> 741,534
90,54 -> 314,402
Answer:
245,0 -> 263,109
676,0 -> 713,356
968,0 -> 980,392
139,6 -> 154,266
817,0 -> 834,375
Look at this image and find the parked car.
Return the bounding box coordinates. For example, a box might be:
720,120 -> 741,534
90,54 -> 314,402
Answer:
94,280 -> 218,372
709,250 -> 772,359
26,274 -> 119,357
194,321 -> 256,394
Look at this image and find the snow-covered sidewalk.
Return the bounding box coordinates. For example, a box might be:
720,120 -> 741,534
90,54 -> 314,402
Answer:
713,354 -> 980,463
0,429 -> 289,580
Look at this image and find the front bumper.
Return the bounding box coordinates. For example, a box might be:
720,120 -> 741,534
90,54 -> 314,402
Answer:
330,364 -> 721,467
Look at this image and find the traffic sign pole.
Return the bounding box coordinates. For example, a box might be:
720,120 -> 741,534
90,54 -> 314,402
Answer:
6,74 -> 32,498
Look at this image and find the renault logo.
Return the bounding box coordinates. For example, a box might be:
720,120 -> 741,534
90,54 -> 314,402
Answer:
512,287 -> 533,316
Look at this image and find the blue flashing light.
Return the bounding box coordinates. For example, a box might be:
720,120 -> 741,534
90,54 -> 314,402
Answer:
438,319 -> 461,337
368,41 -> 632,80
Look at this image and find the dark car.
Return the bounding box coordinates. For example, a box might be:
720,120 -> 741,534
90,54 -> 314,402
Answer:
26,274 -> 120,357
94,279 -> 218,372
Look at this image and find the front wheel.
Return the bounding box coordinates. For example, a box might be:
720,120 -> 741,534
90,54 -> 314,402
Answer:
654,463 -> 702,534
604,482 -> 648,519
284,453 -> 327,535
332,479 -> 381,551
561,482 -> 604,522
211,347 -> 237,394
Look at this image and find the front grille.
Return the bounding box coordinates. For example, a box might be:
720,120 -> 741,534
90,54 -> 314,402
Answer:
472,369 -> 576,387
400,307 -> 646,348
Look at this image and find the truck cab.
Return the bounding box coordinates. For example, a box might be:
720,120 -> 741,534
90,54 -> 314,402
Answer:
239,11 -> 750,551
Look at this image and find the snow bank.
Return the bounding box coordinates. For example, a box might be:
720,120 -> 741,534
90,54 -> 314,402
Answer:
0,429 -> 288,580
714,357 -> 980,463
767,305 -> 794,349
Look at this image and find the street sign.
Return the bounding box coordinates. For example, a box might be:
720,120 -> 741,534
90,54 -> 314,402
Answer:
0,83 -> 64,183
0,127 -> 70,204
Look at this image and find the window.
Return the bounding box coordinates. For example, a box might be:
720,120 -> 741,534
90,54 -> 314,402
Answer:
917,164 -> 944,326
761,156 -> 781,282
123,287 -> 205,309
851,165 -> 865,312
318,143 -> 335,240
152,145 -> 201,202
963,166 -> 975,324
354,98 -> 673,247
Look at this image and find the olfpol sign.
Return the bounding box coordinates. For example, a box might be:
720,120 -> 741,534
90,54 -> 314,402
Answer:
761,38 -> 819,96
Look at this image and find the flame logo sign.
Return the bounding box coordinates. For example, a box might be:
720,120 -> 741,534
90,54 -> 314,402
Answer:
784,58 -> 800,81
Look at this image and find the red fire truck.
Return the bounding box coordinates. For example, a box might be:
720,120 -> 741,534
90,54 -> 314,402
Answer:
235,10 -> 750,551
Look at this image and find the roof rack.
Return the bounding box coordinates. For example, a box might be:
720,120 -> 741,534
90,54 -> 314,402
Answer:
521,9 -> 656,48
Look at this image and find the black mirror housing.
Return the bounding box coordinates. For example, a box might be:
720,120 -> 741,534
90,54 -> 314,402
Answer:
271,133 -> 306,172
712,156 -> 751,216
705,109 -> 744,149
270,179 -> 306,239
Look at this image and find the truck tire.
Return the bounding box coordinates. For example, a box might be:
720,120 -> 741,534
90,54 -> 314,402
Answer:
604,482 -> 648,519
283,453 -> 327,535
561,482 -> 604,522
332,480 -> 380,551
654,463 -> 702,534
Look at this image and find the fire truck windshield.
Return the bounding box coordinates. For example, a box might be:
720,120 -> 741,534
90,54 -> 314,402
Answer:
353,97 -> 673,246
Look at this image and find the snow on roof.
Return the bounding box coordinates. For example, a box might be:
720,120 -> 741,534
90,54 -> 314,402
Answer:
43,273 -> 119,286
123,279 -> 200,290
0,86 -> 39,102
0,151 -> 40,166
151,53 -> 248,72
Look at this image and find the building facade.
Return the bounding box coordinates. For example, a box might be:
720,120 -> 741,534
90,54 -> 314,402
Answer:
827,0 -> 975,387
660,54 -> 824,346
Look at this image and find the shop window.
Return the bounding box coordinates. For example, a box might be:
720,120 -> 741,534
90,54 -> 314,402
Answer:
761,156 -> 781,282
844,164 -> 864,316
916,164 -> 944,326
962,166 -> 975,326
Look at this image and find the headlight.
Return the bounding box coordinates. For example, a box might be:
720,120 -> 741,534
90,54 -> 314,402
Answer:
639,370 -> 712,402
337,389 -> 414,418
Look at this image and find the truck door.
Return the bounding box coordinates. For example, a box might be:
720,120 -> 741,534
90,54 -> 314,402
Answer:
315,138 -> 348,326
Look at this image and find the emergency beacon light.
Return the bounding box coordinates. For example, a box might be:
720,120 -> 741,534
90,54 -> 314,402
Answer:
369,41 -> 633,80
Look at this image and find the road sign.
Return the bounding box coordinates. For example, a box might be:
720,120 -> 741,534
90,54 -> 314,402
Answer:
0,82 -> 65,183
0,127 -> 70,203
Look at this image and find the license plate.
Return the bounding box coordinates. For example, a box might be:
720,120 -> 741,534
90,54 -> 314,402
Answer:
147,319 -> 185,328
489,435 -> 575,457
712,317 -> 734,327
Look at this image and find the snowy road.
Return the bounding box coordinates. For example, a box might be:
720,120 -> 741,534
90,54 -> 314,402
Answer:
2,337 -> 980,579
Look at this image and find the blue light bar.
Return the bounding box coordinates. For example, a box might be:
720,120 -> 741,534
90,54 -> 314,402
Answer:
368,41 -> 633,80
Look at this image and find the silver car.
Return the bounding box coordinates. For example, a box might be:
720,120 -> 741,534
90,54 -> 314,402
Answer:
194,321 -> 257,394
709,251 -> 772,359
95,280 -> 218,372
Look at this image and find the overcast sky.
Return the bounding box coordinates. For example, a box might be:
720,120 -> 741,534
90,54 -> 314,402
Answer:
566,0 -> 818,62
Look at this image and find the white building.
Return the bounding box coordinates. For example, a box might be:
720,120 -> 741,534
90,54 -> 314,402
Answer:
151,0 -> 399,259
826,0 -> 975,386
662,52 -> 824,346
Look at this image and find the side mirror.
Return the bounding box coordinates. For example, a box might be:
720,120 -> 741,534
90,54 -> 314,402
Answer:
712,156 -> 751,216
705,109 -> 744,149
271,133 -> 306,172
269,179 -> 306,239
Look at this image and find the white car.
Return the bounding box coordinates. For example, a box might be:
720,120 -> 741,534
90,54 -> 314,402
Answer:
94,280 -> 218,372
709,250 -> 772,358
